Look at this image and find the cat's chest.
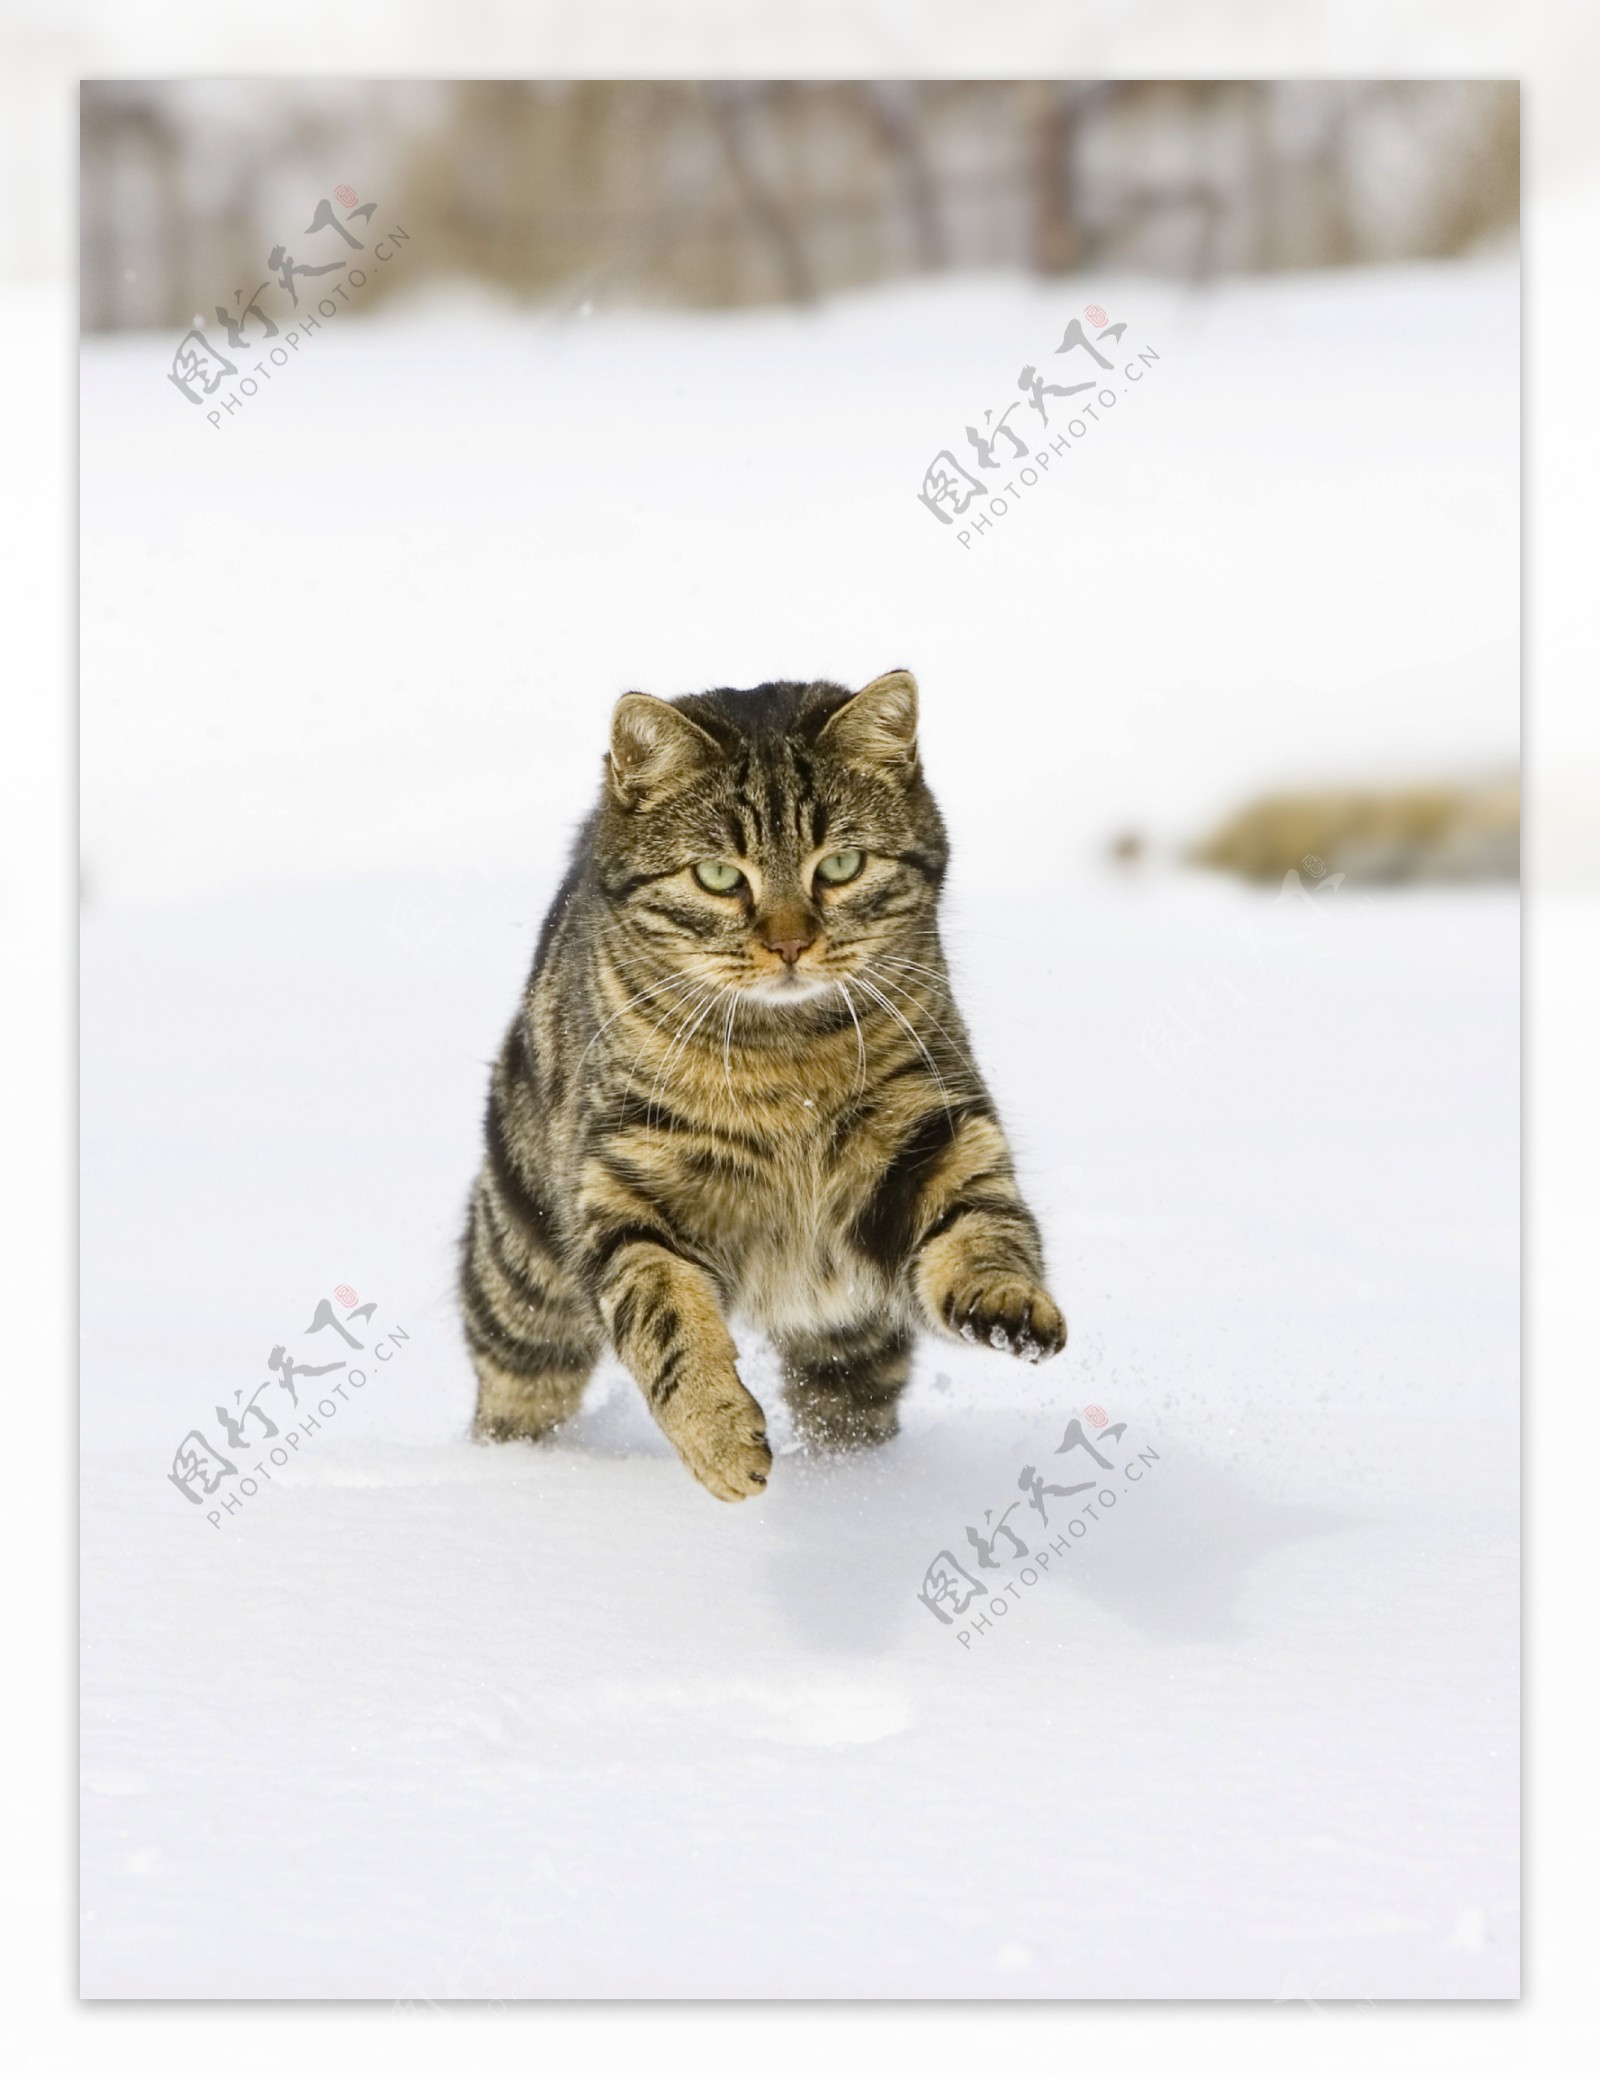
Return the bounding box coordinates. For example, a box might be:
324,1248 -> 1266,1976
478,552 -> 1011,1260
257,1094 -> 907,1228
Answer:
697,1101 -> 897,1316
697,1100 -> 845,1231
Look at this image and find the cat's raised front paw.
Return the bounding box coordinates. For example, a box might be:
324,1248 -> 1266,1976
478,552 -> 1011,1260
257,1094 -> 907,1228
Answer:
944,1277 -> 1066,1363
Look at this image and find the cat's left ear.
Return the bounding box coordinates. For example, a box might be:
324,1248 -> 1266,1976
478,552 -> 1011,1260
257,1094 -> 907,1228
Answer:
819,668 -> 919,768
608,693 -> 721,809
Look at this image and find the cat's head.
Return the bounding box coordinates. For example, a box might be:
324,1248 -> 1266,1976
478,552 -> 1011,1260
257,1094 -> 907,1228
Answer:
594,670 -> 947,1007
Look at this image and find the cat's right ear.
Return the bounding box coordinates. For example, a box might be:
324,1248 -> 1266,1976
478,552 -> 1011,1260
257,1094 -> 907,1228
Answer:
608,694 -> 720,810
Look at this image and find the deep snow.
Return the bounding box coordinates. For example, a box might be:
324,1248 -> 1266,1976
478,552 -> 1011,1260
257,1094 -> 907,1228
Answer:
80,260 -> 1517,1999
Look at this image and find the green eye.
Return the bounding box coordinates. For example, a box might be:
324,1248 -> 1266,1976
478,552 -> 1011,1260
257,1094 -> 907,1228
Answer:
693,859 -> 745,893
815,848 -> 864,886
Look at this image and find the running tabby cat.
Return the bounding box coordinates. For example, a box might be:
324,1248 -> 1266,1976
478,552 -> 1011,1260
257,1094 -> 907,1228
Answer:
459,669 -> 1065,1500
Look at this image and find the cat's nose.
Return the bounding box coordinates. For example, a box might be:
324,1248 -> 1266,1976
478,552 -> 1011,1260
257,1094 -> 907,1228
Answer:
764,934 -> 814,966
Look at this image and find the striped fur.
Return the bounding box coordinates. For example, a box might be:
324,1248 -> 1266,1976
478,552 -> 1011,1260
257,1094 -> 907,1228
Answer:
460,669 -> 1065,1500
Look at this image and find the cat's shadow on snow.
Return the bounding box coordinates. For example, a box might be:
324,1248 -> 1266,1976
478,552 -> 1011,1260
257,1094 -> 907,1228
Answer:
757,1421 -> 1360,1656
563,1373 -> 1359,1657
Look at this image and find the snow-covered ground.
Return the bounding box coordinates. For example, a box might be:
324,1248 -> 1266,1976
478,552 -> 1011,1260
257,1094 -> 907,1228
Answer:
80,260 -> 1518,1999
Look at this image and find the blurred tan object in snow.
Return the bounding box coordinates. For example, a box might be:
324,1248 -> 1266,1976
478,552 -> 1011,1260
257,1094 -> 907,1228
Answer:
1189,778 -> 1519,884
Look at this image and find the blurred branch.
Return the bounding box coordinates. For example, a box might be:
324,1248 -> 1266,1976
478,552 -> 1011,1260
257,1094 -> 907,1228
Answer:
860,81 -> 947,272
703,81 -> 814,305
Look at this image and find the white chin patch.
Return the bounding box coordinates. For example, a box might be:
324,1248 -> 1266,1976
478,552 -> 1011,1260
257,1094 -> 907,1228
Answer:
747,974 -> 831,1005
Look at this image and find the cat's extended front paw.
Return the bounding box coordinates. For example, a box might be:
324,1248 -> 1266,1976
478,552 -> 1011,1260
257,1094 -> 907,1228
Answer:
940,1274 -> 1066,1363
658,1373 -> 773,1502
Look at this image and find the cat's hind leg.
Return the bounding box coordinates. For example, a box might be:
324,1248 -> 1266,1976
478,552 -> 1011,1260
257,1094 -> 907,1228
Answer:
777,1317 -> 914,1452
461,1176 -> 601,1442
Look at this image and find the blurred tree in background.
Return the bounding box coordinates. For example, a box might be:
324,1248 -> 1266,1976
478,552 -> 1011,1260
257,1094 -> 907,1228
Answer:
80,78 -> 1518,332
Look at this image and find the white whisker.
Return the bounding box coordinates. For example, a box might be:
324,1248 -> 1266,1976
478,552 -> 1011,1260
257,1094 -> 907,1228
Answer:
575,965 -> 696,1078
836,979 -> 867,1095
851,971 -> 954,1122
870,957 -> 982,1076
721,988 -> 739,1102
617,979 -> 715,1131
647,984 -> 729,1127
